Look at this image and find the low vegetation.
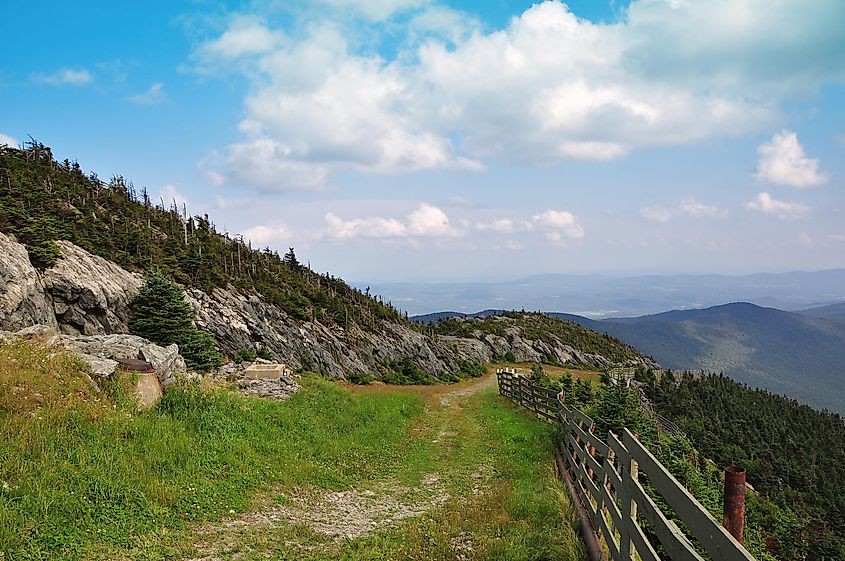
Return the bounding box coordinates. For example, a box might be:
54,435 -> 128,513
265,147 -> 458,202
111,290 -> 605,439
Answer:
0,340 -> 583,560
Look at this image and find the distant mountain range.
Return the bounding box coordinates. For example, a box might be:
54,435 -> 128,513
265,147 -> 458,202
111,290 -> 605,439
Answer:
364,270 -> 845,318
413,302 -> 845,414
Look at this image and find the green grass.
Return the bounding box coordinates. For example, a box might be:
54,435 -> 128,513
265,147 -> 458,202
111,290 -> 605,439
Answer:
0,341 -> 583,560
212,381 -> 585,561
0,341 -> 428,560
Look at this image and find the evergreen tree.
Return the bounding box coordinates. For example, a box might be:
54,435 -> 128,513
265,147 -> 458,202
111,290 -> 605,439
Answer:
282,247 -> 299,268
129,272 -> 221,372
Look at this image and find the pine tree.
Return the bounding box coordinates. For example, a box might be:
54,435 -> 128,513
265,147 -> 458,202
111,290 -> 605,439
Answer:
282,247 -> 299,268
129,272 -> 221,372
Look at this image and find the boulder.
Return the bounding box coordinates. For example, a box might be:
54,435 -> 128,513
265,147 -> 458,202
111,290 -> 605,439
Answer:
0,233 -> 57,331
42,241 -> 143,335
48,333 -> 188,387
139,342 -> 186,387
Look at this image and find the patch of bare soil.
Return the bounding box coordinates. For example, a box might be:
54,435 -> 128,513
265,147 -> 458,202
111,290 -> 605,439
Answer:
188,475 -> 448,560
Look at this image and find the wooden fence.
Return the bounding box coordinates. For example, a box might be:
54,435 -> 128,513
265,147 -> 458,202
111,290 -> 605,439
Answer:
496,369 -> 756,561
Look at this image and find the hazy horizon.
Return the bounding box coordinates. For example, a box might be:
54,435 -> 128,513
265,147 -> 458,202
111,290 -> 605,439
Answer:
358,268 -> 845,317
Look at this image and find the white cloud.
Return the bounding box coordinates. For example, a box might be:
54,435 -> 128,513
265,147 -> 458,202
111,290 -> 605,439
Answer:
407,203 -> 452,235
128,83 -> 166,105
159,185 -> 189,207
408,5 -> 480,44
199,15 -> 281,60
324,213 -> 409,239
33,68 -> 92,86
0,133 -> 19,147
212,195 -> 254,210
323,203 -> 456,239
533,209 -> 584,240
641,197 -> 727,222
476,218 -> 514,233
321,0 -> 426,21
225,137 -> 330,191
744,192 -> 810,220
242,224 -> 290,245
755,130 -> 828,188
196,0 -> 845,189
640,205 -> 675,223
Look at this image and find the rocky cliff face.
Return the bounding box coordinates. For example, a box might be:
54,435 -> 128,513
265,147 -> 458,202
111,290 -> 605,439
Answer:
0,234 -> 57,331
0,232 -> 658,379
185,287 -> 460,376
42,240 -> 144,335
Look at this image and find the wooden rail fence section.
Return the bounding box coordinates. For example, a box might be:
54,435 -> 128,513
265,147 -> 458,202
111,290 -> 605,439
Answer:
496,369 -> 756,561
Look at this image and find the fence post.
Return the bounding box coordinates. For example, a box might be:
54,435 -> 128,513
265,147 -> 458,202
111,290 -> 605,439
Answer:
622,446 -> 639,559
724,466 -> 746,544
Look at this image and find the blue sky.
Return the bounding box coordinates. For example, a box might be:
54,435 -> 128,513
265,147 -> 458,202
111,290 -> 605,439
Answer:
1,0 -> 844,282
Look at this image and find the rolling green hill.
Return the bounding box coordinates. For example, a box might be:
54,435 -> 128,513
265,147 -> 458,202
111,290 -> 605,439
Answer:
552,303 -> 845,413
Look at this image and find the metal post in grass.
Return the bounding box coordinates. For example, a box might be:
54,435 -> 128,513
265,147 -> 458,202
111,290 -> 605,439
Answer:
723,466 -> 747,544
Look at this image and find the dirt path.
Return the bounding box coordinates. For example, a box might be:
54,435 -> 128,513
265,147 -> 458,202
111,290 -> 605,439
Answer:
185,372 -> 500,561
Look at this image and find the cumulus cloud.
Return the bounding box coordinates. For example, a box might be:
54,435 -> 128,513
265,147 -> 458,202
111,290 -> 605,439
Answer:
323,203 -> 456,239
640,197 -> 727,222
744,192 -> 810,220
476,219 -> 514,233
32,68 -> 92,85
407,203 -> 452,235
755,130 -> 828,188
226,138 -> 330,191
198,15 -> 281,61
0,133 -> 19,147
194,0 -> 845,190
128,83 -> 166,105
533,210 -> 584,240
242,224 -> 290,245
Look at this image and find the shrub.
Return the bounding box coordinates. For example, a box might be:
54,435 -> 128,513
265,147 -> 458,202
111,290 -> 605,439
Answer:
382,358 -> 434,385
234,348 -> 257,364
458,361 -> 486,378
346,371 -> 374,385
528,364 -> 560,391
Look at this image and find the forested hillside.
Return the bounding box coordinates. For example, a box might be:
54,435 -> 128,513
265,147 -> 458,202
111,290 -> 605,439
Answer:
0,142 -> 405,329
553,304 -> 845,414
434,311 -> 647,364
645,372 -> 845,560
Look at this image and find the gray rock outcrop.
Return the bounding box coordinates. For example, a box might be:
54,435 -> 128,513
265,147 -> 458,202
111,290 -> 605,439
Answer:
42,241 -> 143,335
0,233 -> 57,331
1,234 -> 658,384
47,332 -> 189,387
185,286 -> 461,377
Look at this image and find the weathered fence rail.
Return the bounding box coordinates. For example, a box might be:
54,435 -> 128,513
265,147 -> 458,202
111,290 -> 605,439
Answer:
496,369 -> 756,561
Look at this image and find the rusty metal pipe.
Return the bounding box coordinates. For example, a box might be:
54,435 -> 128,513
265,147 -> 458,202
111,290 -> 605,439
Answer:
555,444 -> 605,561
723,466 -> 746,544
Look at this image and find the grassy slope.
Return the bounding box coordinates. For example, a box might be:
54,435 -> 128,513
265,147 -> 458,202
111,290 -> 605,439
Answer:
0,342 -> 583,561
